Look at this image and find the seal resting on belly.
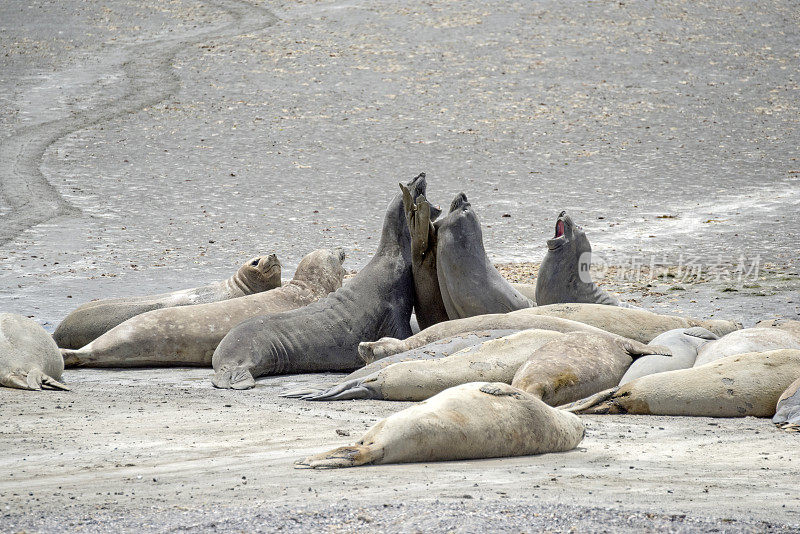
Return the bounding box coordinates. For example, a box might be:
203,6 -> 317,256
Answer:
0,313 -> 68,391
619,327 -> 717,385
773,377 -> 800,431
693,327 -> 800,367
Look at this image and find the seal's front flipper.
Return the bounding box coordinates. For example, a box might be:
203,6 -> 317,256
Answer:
295,445 -> 381,469
301,375 -> 381,401
279,387 -> 323,398
358,338 -> 404,364
558,387 -> 620,413
212,367 -> 256,390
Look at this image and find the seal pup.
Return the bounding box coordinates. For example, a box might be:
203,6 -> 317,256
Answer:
54,254 -> 281,349
535,211 -> 622,306
0,313 -> 68,391
295,382 -> 584,468
435,193 -> 531,319
562,349 -> 800,417
211,173 -> 428,389
359,304 -> 739,363
618,327 -> 717,385
773,377 -> 800,431
61,249 -> 344,368
400,186 -> 447,330
693,327 -> 800,367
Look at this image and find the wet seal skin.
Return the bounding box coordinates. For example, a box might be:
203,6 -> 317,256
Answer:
0,313 -> 69,391
54,254 -> 282,349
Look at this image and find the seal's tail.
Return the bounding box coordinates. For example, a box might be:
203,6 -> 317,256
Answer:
295,445 -> 381,469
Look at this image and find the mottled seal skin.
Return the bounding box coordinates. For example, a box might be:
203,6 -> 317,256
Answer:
619,327 -> 717,385
511,332 -> 670,406
0,313 -> 68,391
535,211 -> 621,307
359,304 -> 739,363
773,377 -> 800,431
435,193 -> 532,319
54,254 -> 282,349
211,173 -> 428,389
693,327 -> 800,367
295,382 -> 584,469
61,250 -> 344,368
400,185 -> 447,330
562,349 -> 800,418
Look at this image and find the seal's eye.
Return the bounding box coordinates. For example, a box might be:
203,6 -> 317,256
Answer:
251,259 -> 260,267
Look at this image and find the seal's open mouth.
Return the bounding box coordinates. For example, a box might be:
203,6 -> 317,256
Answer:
547,211 -> 569,250
555,219 -> 565,238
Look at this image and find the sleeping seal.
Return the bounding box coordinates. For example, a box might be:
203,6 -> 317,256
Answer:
211,173 -> 428,389
61,249 -> 344,367
773,377 -> 800,431
0,313 -> 68,391
618,327 -> 717,385
562,349 -> 800,417
53,254 -> 281,349
435,193 -> 531,319
295,382 -> 584,468
693,327 -> 800,367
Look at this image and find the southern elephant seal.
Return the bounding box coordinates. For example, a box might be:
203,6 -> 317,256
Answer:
618,327 -> 717,385
773,377 -> 800,431
693,327 -> 800,367
562,349 -> 800,417
535,211 -> 622,306
54,254 -> 281,349
295,382 -> 584,468
211,173 -> 428,389
60,249 -> 345,367
510,283 -> 537,303
0,313 -> 68,391
435,193 -> 531,319
400,185 -> 447,330
359,303 -> 739,363
755,319 -> 800,336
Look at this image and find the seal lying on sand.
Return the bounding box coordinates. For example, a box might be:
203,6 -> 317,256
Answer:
295,382 -> 584,468
1,313 -> 68,391
619,327 -> 717,385
435,193 -> 531,319
535,211 -> 621,306
359,304 -> 739,362
693,327 -> 800,367
562,349 -> 800,417
773,377 -> 800,431
211,173 -> 428,389
61,250 -> 344,367
54,254 -> 281,349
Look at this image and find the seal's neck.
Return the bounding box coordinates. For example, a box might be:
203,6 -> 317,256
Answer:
374,194 -> 411,259
229,268 -> 278,295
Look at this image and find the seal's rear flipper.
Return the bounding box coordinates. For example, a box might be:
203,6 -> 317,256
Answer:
623,340 -> 672,359
1,371 -> 39,390
301,375 -> 381,401
211,367 -> 256,390
279,387 -> 323,398
683,327 -> 718,340
295,445 -> 380,469
358,337 -> 403,364
40,374 -> 70,391
0,369 -> 69,391
558,387 -> 620,414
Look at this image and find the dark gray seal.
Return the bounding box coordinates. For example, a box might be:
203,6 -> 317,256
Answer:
211,173 -> 428,389
535,211 -> 621,306
0,313 -> 69,391
436,193 -> 531,319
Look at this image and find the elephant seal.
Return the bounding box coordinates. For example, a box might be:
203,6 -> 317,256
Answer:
511,332 -> 670,406
211,173 -> 428,389
359,304 -> 739,363
54,254 -> 281,349
535,211 -> 621,306
295,382 -> 584,468
693,327 -> 800,367
562,349 -> 800,417
773,377 -> 800,431
61,249 -> 345,367
0,313 -> 68,390
755,319 -> 800,336
510,283 -> 537,303
435,193 -> 531,319
618,327 -> 717,385
400,186 -> 447,330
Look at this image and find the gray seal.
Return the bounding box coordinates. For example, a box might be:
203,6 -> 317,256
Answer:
618,327 -> 718,385
436,193 -> 532,319
0,313 -> 68,390
211,173 -> 429,389
53,254 -> 281,349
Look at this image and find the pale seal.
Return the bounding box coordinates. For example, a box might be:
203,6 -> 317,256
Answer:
0,313 -> 68,390
510,282 -> 537,303
562,349 -> 800,417
295,382 -> 584,468
54,254 -> 281,349
693,327 -> 800,367
211,173 -> 428,389
618,327 -> 717,385
60,249 -> 345,367
435,193 -> 531,319
773,377 -> 800,431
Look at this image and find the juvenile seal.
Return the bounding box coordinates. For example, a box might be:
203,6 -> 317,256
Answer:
295,382 -> 584,468
359,304 -> 739,362
54,254 -> 281,349
618,327 -> 717,385
0,313 -> 68,390
435,193 -> 531,319
693,327 -> 800,367
61,249 -> 344,367
562,349 -> 800,417
535,211 -> 621,306
773,377 -> 800,431
211,173 -> 428,389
